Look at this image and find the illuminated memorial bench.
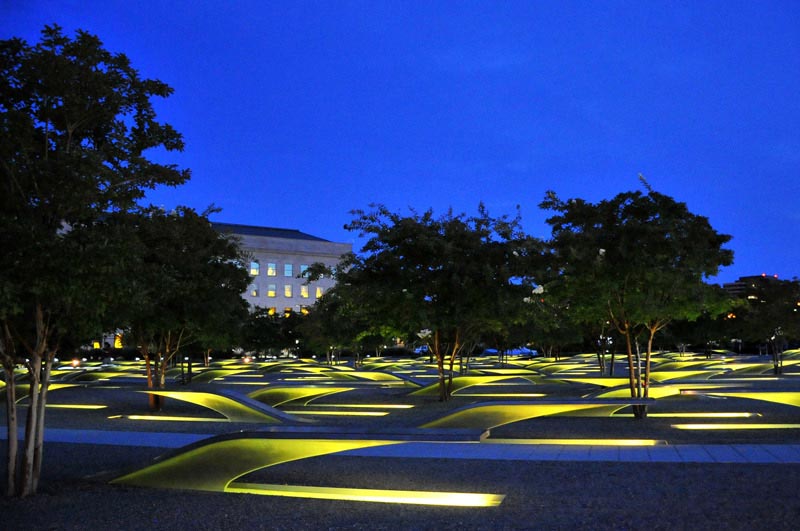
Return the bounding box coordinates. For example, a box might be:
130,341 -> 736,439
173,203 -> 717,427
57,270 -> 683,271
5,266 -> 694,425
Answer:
111,427 -> 500,506
419,398 -> 656,430
133,389 -> 309,423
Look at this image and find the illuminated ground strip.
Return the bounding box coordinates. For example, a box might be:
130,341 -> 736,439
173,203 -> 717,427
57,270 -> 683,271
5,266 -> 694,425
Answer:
672,424 -> 800,430
615,412 -> 759,418
226,482 -> 505,506
486,438 -> 665,446
454,393 -> 546,398
47,404 -> 107,410
283,410 -> 390,417
308,404 -> 414,409
109,414 -> 228,422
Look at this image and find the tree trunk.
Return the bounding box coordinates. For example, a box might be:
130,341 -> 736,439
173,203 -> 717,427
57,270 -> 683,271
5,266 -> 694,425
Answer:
446,330 -> 460,397
31,352 -> 54,494
609,348 -> 616,376
596,350 -> 606,375
3,363 -> 18,497
623,330 -> 636,396
434,330 -> 447,402
19,346 -> 41,497
2,319 -> 19,496
142,345 -> 161,411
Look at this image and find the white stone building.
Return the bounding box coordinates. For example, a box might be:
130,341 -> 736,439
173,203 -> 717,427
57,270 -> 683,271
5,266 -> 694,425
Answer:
213,222 -> 351,315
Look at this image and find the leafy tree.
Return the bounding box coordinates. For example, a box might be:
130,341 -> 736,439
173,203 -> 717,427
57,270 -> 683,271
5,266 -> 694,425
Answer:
241,307 -> 285,356
539,179 -> 733,417
724,276 -> 800,372
298,272 -> 402,365
0,25 -> 188,496
520,287 -> 585,361
326,204 -> 540,400
119,207 -> 250,408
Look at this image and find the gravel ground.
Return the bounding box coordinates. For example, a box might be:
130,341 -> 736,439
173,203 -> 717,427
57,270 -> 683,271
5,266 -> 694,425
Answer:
2,374 -> 800,530
2,442 -> 799,530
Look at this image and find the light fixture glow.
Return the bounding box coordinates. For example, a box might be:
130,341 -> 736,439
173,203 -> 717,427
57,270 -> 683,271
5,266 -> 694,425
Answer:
615,412 -> 758,418
454,393 -> 547,398
283,410 -> 390,417
672,423 -> 800,430
308,404 -> 414,409
47,404 -> 107,410
226,482 -> 505,506
109,414 -> 228,422
485,438 -> 664,446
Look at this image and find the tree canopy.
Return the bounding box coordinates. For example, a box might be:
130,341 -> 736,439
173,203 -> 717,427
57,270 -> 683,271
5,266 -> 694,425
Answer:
118,206 -> 250,399
539,179 -> 734,415
0,25 -> 189,497
317,204 -> 541,400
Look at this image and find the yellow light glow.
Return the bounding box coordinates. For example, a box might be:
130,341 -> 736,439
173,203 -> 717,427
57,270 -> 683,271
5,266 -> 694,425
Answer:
649,370 -> 726,382
139,391 -> 284,423
672,423 -> 800,430
216,381 -> 270,386
591,383 -> 727,399
699,392 -> 800,409
616,412 -> 759,418
557,378 -> 631,388
249,386 -> 354,407
283,410 -> 390,417
454,393 -> 547,398
411,375 -> 535,397
486,438 -> 664,446
47,404 -> 107,410
226,482 -> 505,507
113,438 -> 403,492
421,402 -> 638,429
309,404 -> 414,409
109,414 -> 228,422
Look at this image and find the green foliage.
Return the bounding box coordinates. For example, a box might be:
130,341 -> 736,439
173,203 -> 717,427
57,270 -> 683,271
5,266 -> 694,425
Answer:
118,206 -> 250,371
539,182 -> 734,336
319,203 -> 542,398
725,277 -> 800,345
0,24 -> 189,352
0,24 -> 189,497
539,180 -> 734,409
242,307 -> 306,355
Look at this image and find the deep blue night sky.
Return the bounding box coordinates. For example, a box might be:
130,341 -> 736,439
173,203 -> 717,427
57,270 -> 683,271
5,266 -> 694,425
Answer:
4,1 -> 799,283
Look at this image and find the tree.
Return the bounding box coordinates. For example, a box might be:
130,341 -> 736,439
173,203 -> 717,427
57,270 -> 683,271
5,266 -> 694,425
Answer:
299,265 -> 403,366
119,207 -> 250,408
539,178 -> 733,417
325,204 -> 541,400
724,276 -> 800,372
0,25 -> 189,496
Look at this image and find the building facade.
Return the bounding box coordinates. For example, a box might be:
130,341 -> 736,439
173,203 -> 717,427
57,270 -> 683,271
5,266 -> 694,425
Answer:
213,222 -> 352,315
722,274 -> 781,300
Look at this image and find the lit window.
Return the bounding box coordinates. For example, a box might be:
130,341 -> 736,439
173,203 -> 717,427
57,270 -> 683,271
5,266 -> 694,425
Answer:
249,283 -> 259,297
300,285 -> 309,298
283,307 -> 293,317
250,261 -> 260,276
300,306 -> 309,315
284,284 -> 293,297
300,264 -> 309,277
267,263 -> 277,276
315,287 -> 323,299
267,307 -> 277,316
284,263 -> 293,277
267,284 -> 277,297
